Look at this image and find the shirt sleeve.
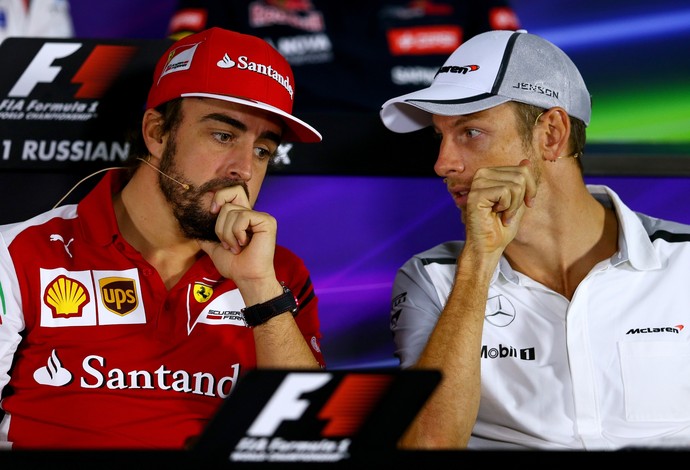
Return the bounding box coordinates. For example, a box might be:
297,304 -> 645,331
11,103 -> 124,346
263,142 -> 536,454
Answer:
0,231 -> 26,393
274,246 -> 326,368
390,242 -> 462,369
390,255 -> 444,369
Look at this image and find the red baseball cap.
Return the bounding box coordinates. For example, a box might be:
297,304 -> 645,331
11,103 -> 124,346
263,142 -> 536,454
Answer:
147,27 -> 321,143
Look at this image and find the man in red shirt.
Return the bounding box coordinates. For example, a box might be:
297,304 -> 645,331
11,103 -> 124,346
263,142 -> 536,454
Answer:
0,27 -> 325,449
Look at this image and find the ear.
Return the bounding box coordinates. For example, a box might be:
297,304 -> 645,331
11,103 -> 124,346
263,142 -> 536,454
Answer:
141,108 -> 166,159
535,107 -> 571,162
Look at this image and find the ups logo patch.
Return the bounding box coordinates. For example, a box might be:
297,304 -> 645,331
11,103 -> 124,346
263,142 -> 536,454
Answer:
99,277 -> 138,316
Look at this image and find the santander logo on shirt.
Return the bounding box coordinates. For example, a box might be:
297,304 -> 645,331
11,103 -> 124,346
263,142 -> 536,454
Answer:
33,348 -> 242,398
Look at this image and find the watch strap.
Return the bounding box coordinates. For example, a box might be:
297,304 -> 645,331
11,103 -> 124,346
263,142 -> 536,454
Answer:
241,285 -> 298,328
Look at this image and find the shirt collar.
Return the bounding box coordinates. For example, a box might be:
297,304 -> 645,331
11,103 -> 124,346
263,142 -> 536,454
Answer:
587,184 -> 661,270
77,169 -> 129,247
495,184 -> 662,283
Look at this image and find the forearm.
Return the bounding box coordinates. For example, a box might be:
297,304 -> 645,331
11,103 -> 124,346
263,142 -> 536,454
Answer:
240,278 -> 321,369
399,253 -> 496,449
252,313 -> 320,368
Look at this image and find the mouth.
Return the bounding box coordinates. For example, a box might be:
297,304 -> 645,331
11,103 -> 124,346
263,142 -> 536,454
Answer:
447,184 -> 469,208
201,180 -> 250,200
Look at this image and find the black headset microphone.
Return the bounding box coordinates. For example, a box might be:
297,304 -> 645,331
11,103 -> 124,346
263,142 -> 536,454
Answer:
137,157 -> 190,191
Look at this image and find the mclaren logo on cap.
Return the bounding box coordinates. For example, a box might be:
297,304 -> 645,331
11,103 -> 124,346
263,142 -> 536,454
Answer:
434,63 -> 479,79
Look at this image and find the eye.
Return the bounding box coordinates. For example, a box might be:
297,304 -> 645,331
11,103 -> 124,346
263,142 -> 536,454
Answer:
466,128 -> 482,138
433,127 -> 481,141
254,146 -> 275,161
212,131 -> 235,144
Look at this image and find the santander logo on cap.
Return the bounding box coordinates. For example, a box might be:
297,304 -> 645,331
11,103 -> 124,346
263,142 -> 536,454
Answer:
147,27 -> 321,143
217,53 -> 234,68
158,40 -> 294,100
234,54 -> 294,99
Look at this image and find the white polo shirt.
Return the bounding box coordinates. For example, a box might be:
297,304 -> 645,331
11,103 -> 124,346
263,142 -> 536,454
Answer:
391,185 -> 690,450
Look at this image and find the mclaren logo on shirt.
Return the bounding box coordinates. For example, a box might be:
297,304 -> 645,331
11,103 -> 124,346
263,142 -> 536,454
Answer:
626,324 -> 684,335
40,268 -> 146,327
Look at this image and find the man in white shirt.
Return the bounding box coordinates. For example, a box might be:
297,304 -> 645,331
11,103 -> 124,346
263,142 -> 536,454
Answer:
379,29 -> 690,450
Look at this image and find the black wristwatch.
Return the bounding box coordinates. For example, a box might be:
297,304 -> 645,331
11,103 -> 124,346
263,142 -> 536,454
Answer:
241,285 -> 298,328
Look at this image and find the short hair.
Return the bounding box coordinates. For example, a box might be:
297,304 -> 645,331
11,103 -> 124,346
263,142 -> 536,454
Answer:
124,98 -> 184,175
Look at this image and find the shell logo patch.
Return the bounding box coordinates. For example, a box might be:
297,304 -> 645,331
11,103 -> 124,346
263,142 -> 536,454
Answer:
44,274 -> 90,319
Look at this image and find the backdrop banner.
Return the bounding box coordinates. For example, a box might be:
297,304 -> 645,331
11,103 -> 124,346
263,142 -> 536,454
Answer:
0,37 -> 439,178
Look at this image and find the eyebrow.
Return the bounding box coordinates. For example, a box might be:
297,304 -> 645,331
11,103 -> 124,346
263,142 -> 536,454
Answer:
202,112 -> 282,145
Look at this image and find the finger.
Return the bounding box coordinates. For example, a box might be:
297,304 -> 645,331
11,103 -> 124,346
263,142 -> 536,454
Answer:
471,164 -> 534,226
231,212 -> 254,248
210,185 -> 250,214
216,209 -> 272,254
469,182 -> 520,223
214,209 -> 249,254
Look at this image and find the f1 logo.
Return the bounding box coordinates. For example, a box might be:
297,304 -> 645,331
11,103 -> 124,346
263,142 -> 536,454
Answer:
248,373 -> 331,436
9,43 -> 81,97
8,42 -> 138,99
246,372 -> 393,438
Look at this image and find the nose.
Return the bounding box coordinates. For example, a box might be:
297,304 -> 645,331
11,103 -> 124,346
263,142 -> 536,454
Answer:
433,138 -> 464,178
223,143 -> 254,181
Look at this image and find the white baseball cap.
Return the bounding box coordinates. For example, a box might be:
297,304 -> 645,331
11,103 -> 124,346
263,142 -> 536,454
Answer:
380,30 -> 591,132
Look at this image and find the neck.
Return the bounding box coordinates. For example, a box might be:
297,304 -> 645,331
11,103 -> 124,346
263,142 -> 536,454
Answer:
504,181 -> 618,299
113,170 -> 200,289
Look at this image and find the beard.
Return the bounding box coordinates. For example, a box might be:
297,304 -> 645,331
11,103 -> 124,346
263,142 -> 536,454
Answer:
157,137 -> 249,242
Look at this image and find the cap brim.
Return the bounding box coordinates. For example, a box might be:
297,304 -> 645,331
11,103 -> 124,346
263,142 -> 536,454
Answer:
380,84 -> 510,133
183,92 -> 322,143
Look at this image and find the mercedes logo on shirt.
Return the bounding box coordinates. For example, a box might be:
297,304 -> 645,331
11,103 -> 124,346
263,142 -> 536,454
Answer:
485,294 -> 516,327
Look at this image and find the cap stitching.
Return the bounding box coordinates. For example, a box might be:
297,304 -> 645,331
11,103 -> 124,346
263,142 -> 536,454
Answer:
491,31 -> 521,95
